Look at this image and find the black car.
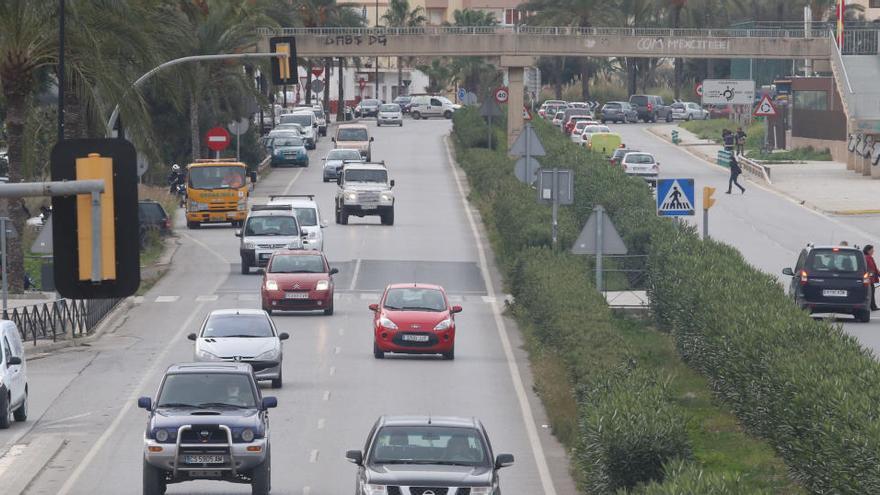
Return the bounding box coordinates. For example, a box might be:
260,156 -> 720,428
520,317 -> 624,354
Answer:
782,244 -> 872,322
629,94 -> 673,123
346,416 -> 514,494
601,101 -> 637,124
393,96 -> 413,114
138,200 -> 170,247
610,147 -> 638,167
356,99 -> 382,117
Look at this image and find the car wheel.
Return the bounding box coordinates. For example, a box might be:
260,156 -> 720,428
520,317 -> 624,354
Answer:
444,110 -> 453,119
323,177 -> 329,183
13,389 -> 26,422
340,210 -> 349,225
666,113 -> 673,122
686,114 -> 692,121
856,309 -> 872,323
186,221 -> 200,229
263,306 -> 273,315
442,347 -> 455,360
143,458 -> 167,495
381,209 -> 394,226
271,370 -> 282,389
376,122 -> 381,127
601,119 -> 606,124
412,111 -> 421,120
241,257 -> 250,275
250,446 -> 271,495
324,302 -> 334,316
0,390 -> 10,429
399,122 -> 403,127
373,342 -> 385,359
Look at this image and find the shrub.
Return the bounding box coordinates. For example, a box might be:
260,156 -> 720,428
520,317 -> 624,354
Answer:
628,459 -> 771,495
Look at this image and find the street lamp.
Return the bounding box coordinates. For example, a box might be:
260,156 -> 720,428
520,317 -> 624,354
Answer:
375,0 -> 379,101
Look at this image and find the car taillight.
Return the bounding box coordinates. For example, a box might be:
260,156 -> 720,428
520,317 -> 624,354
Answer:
647,103 -> 653,111
800,270 -> 809,285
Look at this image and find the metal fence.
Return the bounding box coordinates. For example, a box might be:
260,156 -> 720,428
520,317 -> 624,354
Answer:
2,297 -> 124,345
842,29 -> 879,55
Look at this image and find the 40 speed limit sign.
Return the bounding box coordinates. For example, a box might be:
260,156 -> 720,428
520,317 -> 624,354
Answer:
494,87 -> 509,104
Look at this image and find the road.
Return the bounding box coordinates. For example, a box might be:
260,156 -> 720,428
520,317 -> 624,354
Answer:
610,122 -> 880,352
0,119 -> 576,494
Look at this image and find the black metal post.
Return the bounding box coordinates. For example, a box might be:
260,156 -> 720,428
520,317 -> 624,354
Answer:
57,0 -> 65,141
283,83 -> 287,108
375,0 -> 379,101
258,74 -> 265,135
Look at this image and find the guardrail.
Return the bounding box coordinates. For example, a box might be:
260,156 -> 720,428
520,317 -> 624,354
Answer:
717,150 -> 772,184
2,298 -> 124,345
260,25 -> 833,39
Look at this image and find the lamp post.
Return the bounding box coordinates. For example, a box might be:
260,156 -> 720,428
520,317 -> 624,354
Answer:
375,0 -> 380,101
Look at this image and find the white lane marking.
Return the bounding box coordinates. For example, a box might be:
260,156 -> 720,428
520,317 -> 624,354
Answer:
195,295 -> 219,302
481,296 -> 497,304
339,328 -> 345,336
329,366 -> 336,376
334,346 -> 341,355
322,391 -> 331,401
58,232 -> 235,495
348,258 -> 362,291
309,449 -> 319,463
283,168 -> 305,195
317,418 -> 326,430
360,292 -> 380,301
0,444 -> 28,478
154,296 -> 179,303
38,412 -> 93,427
444,136 -> 558,495
238,294 -> 259,302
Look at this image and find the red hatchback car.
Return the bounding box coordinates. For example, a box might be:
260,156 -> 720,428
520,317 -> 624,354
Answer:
370,283 -> 462,360
261,250 -> 338,315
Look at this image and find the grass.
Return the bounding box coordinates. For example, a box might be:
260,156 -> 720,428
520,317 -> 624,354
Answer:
745,146 -> 832,162
679,119 -> 832,162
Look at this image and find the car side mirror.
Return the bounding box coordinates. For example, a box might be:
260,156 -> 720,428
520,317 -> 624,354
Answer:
7,356 -> 21,365
249,171 -> 257,183
782,267 -> 794,276
369,137 -> 374,142
346,450 -> 364,465
389,180 -> 395,187
495,453 -> 515,469
278,332 -> 290,341
262,397 -> 278,409
187,333 -> 197,341
137,397 -> 152,410
235,229 -> 242,237
369,303 -> 379,312
329,268 -> 339,275
451,305 -> 463,314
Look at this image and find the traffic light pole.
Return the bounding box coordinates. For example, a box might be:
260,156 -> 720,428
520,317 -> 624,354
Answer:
106,52 -> 289,137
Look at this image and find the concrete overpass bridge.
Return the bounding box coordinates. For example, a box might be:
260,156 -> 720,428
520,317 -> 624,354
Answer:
258,25 -> 838,145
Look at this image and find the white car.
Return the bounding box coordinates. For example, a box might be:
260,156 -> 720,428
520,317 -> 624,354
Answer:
552,111 -> 565,128
569,120 -> 599,144
621,151 -> 659,187
267,194 -> 327,251
377,103 -> 403,127
670,102 -> 709,121
0,320 -> 27,428
580,125 -> 611,147
295,105 -> 327,136
409,95 -> 459,119
188,309 -> 289,388
279,112 -> 317,149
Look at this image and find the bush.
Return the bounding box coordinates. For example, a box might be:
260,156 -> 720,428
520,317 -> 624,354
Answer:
628,459 -> 771,495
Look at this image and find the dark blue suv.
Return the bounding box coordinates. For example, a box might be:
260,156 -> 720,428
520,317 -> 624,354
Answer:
139,362 -> 277,494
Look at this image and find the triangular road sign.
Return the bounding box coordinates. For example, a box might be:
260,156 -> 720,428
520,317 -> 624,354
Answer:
509,123 -> 546,156
753,95 -> 777,117
571,207 -> 628,255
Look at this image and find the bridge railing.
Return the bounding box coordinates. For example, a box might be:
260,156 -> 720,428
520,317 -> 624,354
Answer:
261,26 -> 833,39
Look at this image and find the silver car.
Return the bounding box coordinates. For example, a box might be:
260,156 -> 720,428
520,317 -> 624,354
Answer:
377,103 -> 403,127
323,148 -> 365,182
671,101 -> 709,121
188,309 -> 289,388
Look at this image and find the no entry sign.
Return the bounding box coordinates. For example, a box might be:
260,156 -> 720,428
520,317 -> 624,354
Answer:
205,126 -> 231,152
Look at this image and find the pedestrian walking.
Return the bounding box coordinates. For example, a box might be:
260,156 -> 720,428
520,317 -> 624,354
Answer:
735,127 -> 747,155
722,129 -> 735,154
726,153 -> 745,194
865,245 -> 879,311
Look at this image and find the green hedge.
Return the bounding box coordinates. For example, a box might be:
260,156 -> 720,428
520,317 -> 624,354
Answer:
628,459 -> 771,495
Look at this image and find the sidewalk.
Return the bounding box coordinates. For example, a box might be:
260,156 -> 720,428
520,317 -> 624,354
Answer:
649,124 -> 880,215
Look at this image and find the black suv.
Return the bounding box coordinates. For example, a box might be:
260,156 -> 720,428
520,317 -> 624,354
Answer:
629,94 -> 673,123
782,244 -> 872,322
346,415 -> 514,494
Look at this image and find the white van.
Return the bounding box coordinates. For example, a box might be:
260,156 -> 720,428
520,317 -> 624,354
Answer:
267,195 -> 326,251
409,95 -> 460,120
279,111 -> 318,149
0,321 -> 27,428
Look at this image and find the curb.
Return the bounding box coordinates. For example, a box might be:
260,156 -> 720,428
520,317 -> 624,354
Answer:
829,209 -> 880,216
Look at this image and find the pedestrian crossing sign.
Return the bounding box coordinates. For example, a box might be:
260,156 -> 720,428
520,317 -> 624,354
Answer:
656,178 -> 695,216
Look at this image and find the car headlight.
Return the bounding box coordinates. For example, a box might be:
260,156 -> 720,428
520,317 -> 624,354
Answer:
470,488 -> 492,495
154,429 -> 169,442
361,483 -> 386,495
240,428 -> 255,442
380,193 -> 393,202
434,318 -> 453,331
196,348 -> 220,361
265,280 -> 278,291
315,280 -> 330,291
244,241 -> 256,250
189,200 -> 198,210
255,347 -> 280,360
344,192 -> 357,202
378,316 -> 398,330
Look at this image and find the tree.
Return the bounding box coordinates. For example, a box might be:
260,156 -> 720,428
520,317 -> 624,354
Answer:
382,0 -> 426,98
447,9 -> 498,96
668,0 -> 687,99
417,59 -> 453,94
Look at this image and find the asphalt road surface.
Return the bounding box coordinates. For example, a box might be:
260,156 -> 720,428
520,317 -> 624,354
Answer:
610,122 -> 880,352
0,119 -> 578,495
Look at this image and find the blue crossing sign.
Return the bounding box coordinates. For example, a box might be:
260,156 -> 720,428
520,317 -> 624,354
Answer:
656,178 -> 695,216
457,88 -> 466,101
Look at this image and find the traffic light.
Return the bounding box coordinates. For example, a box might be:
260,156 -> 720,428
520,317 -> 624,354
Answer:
270,36 -> 297,85
703,186 -> 716,210
51,139 -> 140,299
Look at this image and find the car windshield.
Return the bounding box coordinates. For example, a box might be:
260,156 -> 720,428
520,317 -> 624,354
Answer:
345,169 -> 387,183
604,103 -> 621,109
809,250 -> 864,273
631,96 -> 648,105
584,126 -> 609,133
626,154 -> 655,164
369,426 -> 489,467
274,137 -> 304,147
189,166 -> 245,189
383,288 -> 446,311
280,113 -> 312,126
157,373 -> 257,409
671,103 -> 685,110
337,128 -> 369,141
275,123 -> 303,132
380,104 -> 400,112
294,207 -> 318,227
245,215 -> 299,236
203,314 -> 274,338
362,99 -> 380,106
327,149 -> 363,161
269,254 -> 326,273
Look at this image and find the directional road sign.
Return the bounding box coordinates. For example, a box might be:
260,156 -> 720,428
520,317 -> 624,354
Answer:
701,79 -> 755,105
514,157 -> 540,184
494,86 -> 509,104
657,178 -> 695,216
753,95 -> 778,117
537,169 -> 573,205
311,78 -> 324,94
227,118 -> 250,136
457,88 -> 466,101
206,126 -> 231,152
509,124 -> 546,157
571,207 -> 628,255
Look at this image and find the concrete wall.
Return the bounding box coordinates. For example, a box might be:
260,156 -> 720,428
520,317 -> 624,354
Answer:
790,136 -> 848,162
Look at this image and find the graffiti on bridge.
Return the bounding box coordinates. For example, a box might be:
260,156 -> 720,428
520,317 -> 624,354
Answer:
324,34 -> 388,47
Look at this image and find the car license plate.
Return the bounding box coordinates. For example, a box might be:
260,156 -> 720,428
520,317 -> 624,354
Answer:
183,455 -> 225,464
361,205 -> 377,210
209,214 -> 225,222
823,289 -> 848,297
285,292 -> 309,299
259,253 -> 271,260
402,334 -> 429,342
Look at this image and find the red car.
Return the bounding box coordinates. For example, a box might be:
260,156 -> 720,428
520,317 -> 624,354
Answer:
370,283 -> 462,360
261,250 -> 338,315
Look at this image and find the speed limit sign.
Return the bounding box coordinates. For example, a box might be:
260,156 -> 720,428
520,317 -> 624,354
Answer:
695,82 -> 703,98
494,87 -> 509,104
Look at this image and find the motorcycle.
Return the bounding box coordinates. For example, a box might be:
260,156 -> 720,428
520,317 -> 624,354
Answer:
174,183 -> 186,208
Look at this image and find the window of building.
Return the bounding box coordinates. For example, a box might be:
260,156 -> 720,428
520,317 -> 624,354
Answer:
504,9 -> 522,26
794,90 -> 828,111
427,8 -> 444,25
870,0 -> 880,8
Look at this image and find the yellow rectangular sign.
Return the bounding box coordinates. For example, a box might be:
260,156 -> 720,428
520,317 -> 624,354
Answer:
76,153 -> 116,280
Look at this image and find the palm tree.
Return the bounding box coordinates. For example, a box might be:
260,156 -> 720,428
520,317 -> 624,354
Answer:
447,9 -> 498,96
382,0 -> 426,98
417,59 -> 454,94
667,0 -> 687,99
0,0 -> 57,293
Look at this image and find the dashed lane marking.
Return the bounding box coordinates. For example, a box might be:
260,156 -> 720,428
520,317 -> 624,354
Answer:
155,296 -> 179,303
237,294 -> 259,302
195,295 -> 219,302
329,366 -> 336,376
309,449 -> 319,463
322,391 -> 331,401
349,258 -> 362,291
317,419 -> 326,430
334,346 -> 341,355
359,292 -> 380,301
